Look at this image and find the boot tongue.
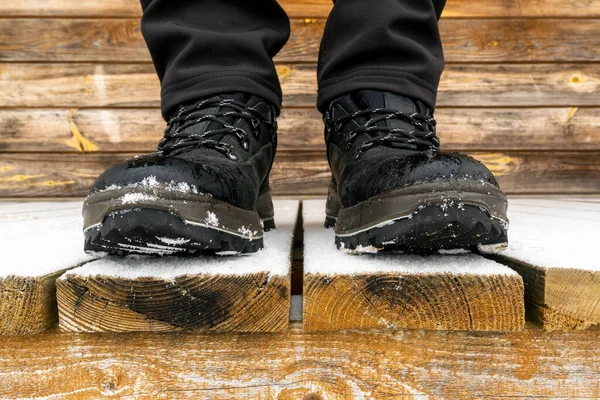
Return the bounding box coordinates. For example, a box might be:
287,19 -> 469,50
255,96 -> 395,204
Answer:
175,92 -> 255,145
351,90 -> 419,133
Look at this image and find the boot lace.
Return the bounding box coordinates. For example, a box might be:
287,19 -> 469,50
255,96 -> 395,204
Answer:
158,98 -> 276,160
325,108 -> 440,159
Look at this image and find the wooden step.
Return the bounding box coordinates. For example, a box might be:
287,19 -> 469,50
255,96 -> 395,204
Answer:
3,18 -> 598,63
0,202 -> 93,335
2,0 -> 599,18
2,326 -> 600,398
3,107 -> 600,153
56,200 -> 299,333
302,200 -> 525,332
482,199 -> 600,330
1,63 -> 599,109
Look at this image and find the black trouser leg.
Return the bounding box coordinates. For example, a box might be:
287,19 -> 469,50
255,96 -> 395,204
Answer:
140,0 -> 290,120
317,0 -> 446,112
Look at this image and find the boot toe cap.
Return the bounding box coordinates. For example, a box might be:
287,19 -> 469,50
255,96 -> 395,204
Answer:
88,153 -> 258,209
339,151 -> 500,207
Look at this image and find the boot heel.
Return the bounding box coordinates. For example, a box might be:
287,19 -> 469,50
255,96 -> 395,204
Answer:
258,179 -> 276,231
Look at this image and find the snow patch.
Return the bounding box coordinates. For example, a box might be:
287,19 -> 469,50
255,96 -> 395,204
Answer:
204,211 -> 219,227
438,248 -> 471,255
92,175 -> 206,198
481,199 -> 600,271
341,245 -> 383,255
120,192 -> 157,205
156,237 -> 190,246
0,202 -> 94,277
238,226 -> 259,241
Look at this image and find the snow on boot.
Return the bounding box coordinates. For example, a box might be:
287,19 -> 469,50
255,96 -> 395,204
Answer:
323,90 -> 508,254
83,93 -> 278,255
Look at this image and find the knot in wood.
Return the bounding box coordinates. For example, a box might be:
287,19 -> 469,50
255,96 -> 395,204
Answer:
302,393 -> 324,400
100,373 -> 119,395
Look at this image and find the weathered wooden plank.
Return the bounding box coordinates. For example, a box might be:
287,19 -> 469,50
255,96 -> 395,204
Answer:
0,108 -> 323,152
0,19 -> 321,63
1,63 -> 599,108
302,200 -> 525,332
2,107 -> 600,153
1,327 -> 600,398
1,0 -> 599,17
0,202 -> 93,335
57,201 -> 298,333
482,199 -> 600,330
2,18 -> 598,63
1,151 -> 600,197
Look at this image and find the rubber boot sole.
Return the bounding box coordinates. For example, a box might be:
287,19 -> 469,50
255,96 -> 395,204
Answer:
326,181 -> 508,254
83,183 -> 274,256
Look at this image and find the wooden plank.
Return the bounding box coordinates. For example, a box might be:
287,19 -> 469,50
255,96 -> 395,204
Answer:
2,327 -> 600,398
302,200 -> 525,332
56,201 -> 298,333
0,202 -> 93,334
2,107 -> 600,153
1,0 -> 599,18
481,200 -> 600,330
1,151 -> 599,197
2,18 -> 598,63
1,63 -> 598,108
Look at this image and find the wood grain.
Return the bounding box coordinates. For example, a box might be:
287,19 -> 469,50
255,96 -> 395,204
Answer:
57,274 -> 291,333
0,272 -> 63,335
1,0 -> 599,17
1,151 -> 599,197
1,63 -> 599,108
304,272 -> 525,332
1,327 -> 600,398
490,258 -> 600,331
2,107 -> 600,153
2,18 -> 598,63
481,200 -> 600,330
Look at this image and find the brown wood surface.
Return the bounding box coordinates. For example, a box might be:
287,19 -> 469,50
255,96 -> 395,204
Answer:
2,18 -> 598,63
57,274 -> 291,333
2,107 -> 600,153
1,63 -> 599,108
2,0 -> 599,17
303,272 -> 525,332
1,151 -> 600,197
0,272 -> 63,335
1,327 -> 600,398
492,258 -> 600,331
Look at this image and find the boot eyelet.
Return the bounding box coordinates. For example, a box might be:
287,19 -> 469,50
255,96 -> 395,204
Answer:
242,141 -> 250,151
228,152 -> 239,161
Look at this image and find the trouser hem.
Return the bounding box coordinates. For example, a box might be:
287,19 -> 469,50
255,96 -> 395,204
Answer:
317,67 -> 438,113
161,71 -> 283,120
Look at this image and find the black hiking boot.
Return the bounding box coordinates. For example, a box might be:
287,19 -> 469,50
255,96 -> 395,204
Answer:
323,90 -> 508,254
83,93 -> 278,255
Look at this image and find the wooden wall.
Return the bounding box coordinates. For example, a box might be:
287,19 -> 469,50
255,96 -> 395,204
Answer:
0,0 -> 599,197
